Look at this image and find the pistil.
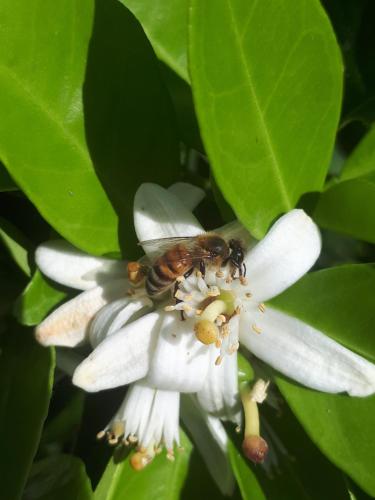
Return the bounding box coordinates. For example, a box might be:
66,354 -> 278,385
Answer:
241,379 -> 269,463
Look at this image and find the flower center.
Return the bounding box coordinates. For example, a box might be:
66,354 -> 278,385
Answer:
164,266 -> 262,364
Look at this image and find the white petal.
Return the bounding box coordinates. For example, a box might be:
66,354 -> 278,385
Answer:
36,240 -> 127,290
142,388 -> 180,449
197,349 -> 240,422
244,210 -> 321,301
146,314 -> 210,392
168,182 -> 205,211
240,308 -> 375,396
35,280 -> 127,347
89,296 -> 153,347
134,183 -> 203,257
110,382 -> 180,450
181,395 -> 235,496
72,312 -> 162,392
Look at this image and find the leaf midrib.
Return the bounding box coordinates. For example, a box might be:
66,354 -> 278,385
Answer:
226,0 -> 293,211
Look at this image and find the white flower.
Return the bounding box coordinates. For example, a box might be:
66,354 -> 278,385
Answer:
35,182 -> 375,493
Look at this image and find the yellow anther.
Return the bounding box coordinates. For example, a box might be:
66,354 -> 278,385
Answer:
258,303 -> 266,313
216,270 -> 224,278
164,305 -> 175,312
96,430 -> 106,440
245,292 -> 252,298
252,324 -> 262,334
215,355 -> 223,366
240,276 -> 248,286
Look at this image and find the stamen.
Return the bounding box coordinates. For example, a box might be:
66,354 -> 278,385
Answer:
164,305 -> 175,312
245,292 -> 252,299
240,276 -> 248,286
258,303 -> 266,313
176,275 -> 185,283
215,355 -> 223,366
174,289 -> 185,300
250,379 -> 270,404
166,449 -> 175,461
252,324 -> 262,334
207,286 -> 220,297
96,430 -> 106,440
216,270 -> 224,278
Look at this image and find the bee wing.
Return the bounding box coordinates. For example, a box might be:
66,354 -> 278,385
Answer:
138,236 -> 208,262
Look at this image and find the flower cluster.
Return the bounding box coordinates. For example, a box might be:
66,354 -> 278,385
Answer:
35,182 -> 375,494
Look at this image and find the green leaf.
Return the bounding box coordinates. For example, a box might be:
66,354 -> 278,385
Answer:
189,0 -> 343,238
24,455 -> 93,500
277,380 -> 375,497
14,270 -> 68,327
314,175 -> 375,244
0,216 -> 31,275
227,440 -> 266,500
0,0 -> 179,256
119,0 -> 189,82
228,396 -> 349,500
270,264 -> 375,362
0,326 -> 54,500
94,431 -> 192,500
314,128 -> 375,243
269,264 -> 375,494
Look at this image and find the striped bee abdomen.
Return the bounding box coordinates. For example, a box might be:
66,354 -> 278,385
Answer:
146,244 -> 193,297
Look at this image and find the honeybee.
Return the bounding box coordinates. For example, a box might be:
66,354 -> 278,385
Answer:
137,234 -> 246,298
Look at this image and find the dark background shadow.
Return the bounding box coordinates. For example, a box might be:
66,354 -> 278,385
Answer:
83,0 -> 180,259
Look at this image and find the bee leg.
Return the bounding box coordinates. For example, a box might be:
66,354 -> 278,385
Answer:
242,262 -> 247,277
199,260 -> 206,278
173,281 -> 185,321
183,267 -> 194,280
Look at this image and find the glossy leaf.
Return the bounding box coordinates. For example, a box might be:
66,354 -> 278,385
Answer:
227,440 -> 266,500
0,326 -> 54,500
119,0 -> 189,82
94,431 -> 192,500
24,455 -> 93,500
314,175 -> 375,244
228,396 -> 348,500
270,264 -> 375,362
269,265 -> 375,494
0,0 -> 179,255
315,128 -> 375,242
189,0 -> 343,238
0,216 -> 31,275
277,379 -> 375,496
14,270 -> 68,327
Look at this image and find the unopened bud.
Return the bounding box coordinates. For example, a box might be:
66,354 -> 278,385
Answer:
242,435 -> 269,464
194,319 -> 219,345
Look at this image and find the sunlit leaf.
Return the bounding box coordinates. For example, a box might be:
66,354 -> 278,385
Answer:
270,264 -> 375,361
119,0 -> 189,82
189,0 -> 343,238
14,270 -> 69,327
94,431 -> 192,500
270,264 -> 375,495
0,0 -> 179,255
